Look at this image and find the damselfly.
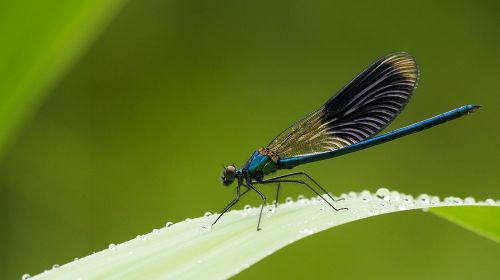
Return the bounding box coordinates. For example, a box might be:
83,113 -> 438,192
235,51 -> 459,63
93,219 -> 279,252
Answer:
215,52 -> 479,231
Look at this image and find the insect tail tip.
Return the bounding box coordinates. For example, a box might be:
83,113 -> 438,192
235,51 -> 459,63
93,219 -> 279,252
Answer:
470,104 -> 481,113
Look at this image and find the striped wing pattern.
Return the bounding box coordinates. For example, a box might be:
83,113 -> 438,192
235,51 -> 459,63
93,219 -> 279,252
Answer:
266,52 -> 419,159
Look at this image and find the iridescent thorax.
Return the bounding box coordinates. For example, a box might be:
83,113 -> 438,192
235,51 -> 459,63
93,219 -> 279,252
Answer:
244,148 -> 280,180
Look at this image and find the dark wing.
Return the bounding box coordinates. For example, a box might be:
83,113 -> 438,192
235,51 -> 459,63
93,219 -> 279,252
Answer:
266,52 -> 419,158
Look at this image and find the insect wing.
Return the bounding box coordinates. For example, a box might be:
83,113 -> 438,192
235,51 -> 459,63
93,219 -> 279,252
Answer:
267,52 -> 419,159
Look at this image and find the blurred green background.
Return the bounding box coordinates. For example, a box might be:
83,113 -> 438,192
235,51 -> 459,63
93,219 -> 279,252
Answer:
1,0 -> 499,279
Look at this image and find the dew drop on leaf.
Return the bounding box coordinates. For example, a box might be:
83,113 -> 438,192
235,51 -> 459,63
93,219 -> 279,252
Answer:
464,197 -> 476,204
390,191 -> 401,201
376,188 -> 390,200
485,198 -> 495,205
430,196 -> 440,205
267,208 -> 275,217
298,228 -> 316,235
361,190 -> 371,202
200,225 -> 212,231
417,194 -> 430,204
403,195 -> 414,203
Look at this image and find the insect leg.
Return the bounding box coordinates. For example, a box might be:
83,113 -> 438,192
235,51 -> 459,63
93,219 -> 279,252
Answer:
274,182 -> 281,208
261,179 -> 347,212
212,183 -> 250,227
262,171 -> 344,202
246,180 -> 267,231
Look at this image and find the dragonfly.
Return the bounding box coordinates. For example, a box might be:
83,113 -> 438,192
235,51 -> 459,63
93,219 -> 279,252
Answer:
214,52 -> 480,231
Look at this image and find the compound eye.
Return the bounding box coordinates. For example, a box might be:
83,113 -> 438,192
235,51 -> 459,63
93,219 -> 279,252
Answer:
223,165 -> 236,178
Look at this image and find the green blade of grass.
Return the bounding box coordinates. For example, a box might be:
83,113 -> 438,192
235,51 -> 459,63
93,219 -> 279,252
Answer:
0,0 -> 128,158
28,189 -> 499,280
430,204 -> 500,243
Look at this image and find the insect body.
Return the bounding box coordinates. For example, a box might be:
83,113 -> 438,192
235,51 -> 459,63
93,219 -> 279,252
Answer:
215,52 -> 480,231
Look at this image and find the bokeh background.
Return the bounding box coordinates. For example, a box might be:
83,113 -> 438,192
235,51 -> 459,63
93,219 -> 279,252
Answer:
1,0 -> 499,279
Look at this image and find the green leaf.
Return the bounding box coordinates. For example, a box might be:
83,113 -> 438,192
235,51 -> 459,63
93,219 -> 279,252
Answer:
430,203 -> 500,243
0,0 -> 128,158
27,190 -> 499,280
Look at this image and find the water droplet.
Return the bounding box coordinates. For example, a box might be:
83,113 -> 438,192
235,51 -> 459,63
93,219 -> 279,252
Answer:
297,195 -> 305,202
379,202 -> 388,207
390,191 -> 401,201
166,222 -> 173,228
299,228 -> 316,235
348,192 -> 357,199
244,205 -> 252,211
351,209 -> 358,214
417,194 -> 430,204
376,188 -> 390,200
185,218 -> 192,223
444,197 -> 463,205
267,207 -> 275,217
285,197 -> 293,204
403,195 -> 414,203
152,228 -> 159,234
74,257 -> 79,261
485,198 -> 495,205
360,190 -> 371,202
200,225 -> 212,231
430,196 -> 440,205
108,243 -> 116,250
204,212 -> 213,217
136,235 -> 146,241
397,204 -> 407,211
464,197 -> 476,204
52,264 -> 60,269
21,274 -> 31,280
